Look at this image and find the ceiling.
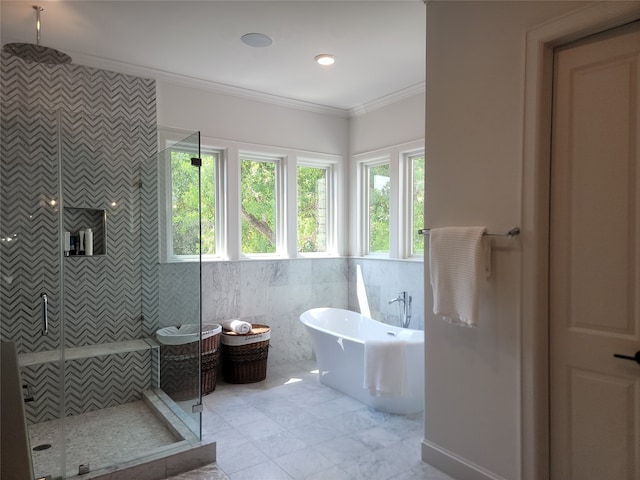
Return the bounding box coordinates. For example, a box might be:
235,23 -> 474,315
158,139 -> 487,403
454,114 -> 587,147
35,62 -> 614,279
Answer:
0,1 -> 426,115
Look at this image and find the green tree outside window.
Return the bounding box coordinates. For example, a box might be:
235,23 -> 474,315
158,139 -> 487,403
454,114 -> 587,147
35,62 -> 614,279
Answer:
412,155 -> 425,255
170,150 -> 215,255
298,166 -> 328,253
241,159 -> 277,254
369,163 -> 390,253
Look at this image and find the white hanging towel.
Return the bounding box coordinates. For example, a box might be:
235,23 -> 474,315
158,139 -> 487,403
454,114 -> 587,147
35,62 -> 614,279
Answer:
363,340 -> 407,396
429,226 -> 490,327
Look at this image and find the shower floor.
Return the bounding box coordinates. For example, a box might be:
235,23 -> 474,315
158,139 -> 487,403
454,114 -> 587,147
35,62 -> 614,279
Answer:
29,399 -> 180,479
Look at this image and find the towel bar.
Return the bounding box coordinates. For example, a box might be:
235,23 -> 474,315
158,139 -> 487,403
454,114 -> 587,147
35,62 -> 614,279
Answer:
417,227 -> 520,238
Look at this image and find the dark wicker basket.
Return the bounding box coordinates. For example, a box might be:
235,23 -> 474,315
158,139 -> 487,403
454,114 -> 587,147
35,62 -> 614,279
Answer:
160,330 -> 221,400
221,325 -> 270,384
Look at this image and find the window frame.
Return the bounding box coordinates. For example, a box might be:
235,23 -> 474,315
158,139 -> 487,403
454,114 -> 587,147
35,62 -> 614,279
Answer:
403,150 -> 425,258
239,153 -> 284,258
159,129 -> 343,262
354,140 -> 424,259
163,145 -> 225,263
358,156 -> 392,257
296,158 -> 338,256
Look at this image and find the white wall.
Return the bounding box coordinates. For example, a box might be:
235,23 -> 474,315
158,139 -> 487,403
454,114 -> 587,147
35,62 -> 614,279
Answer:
422,2 -> 588,480
154,80 -> 429,359
349,92 -> 425,155
157,80 -> 350,256
347,92 -> 425,256
157,81 -> 349,155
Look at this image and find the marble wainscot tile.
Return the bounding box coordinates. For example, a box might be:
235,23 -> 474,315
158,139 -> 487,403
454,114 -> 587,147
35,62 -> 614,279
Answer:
202,261 -> 240,323
239,263 -> 269,318
289,258 -> 314,285
267,285 -> 292,316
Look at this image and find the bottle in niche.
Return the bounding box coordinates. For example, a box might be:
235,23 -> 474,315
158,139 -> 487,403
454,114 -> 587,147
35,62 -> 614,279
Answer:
79,230 -> 85,255
85,228 -> 93,256
64,231 -> 71,257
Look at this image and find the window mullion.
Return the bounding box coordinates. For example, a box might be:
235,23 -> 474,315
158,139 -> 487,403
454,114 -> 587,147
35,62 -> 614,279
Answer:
215,149 -> 227,258
399,151 -> 412,259
389,150 -> 400,259
282,155 -> 296,258
227,145 -> 241,260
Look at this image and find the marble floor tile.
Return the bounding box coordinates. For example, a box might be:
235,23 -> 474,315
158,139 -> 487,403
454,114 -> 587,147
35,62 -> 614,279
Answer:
173,360 -> 456,480
228,460 -> 292,480
204,425 -> 247,448
340,451 -> 404,480
259,405 -> 320,430
166,463 -> 230,480
315,434 -> 373,464
393,462 -> 459,480
251,430 -> 309,459
222,405 -> 271,426
305,464 -> 354,480
303,394 -> 365,419
288,418 -> 344,446
235,416 -> 286,441
322,409 -> 382,436
274,448 -> 336,479
350,425 -> 403,450
215,440 -> 269,475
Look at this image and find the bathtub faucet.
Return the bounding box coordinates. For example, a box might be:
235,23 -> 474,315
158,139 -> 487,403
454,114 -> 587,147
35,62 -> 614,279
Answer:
388,291 -> 412,328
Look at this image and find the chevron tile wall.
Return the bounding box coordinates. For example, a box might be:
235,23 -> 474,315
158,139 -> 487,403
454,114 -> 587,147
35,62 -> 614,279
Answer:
0,51 -> 159,419
63,350 -> 152,418
1,104 -> 63,353
141,145 -> 160,338
21,350 -> 152,425
21,361 -> 63,425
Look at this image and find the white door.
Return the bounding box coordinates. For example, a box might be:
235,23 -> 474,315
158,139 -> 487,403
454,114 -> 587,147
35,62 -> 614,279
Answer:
550,22 -> 640,480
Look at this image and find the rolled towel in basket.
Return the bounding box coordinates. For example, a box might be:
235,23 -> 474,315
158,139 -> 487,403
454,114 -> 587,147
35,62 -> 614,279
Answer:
221,319 -> 252,334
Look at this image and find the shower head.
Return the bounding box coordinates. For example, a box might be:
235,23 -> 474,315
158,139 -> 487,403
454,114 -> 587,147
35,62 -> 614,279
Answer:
2,6 -> 71,65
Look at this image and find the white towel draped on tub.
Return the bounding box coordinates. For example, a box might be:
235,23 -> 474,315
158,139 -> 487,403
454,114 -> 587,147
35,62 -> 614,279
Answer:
429,226 -> 490,327
221,319 -> 252,334
363,340 -> 407,396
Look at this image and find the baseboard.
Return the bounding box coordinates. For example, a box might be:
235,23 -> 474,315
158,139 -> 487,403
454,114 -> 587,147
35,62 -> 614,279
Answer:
422,439 -> 508,480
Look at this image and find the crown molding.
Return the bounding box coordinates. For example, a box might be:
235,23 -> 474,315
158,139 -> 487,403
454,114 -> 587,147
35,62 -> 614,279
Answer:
2,42 -> 423,120
62,50 -> 354,118
349,82 -> 425,117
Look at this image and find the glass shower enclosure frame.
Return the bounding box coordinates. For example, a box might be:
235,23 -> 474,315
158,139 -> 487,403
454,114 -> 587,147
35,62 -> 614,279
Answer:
0,102 -> 204,479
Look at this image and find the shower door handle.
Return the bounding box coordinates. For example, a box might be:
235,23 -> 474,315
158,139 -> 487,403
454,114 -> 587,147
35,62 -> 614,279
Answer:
41,293 -> 49,336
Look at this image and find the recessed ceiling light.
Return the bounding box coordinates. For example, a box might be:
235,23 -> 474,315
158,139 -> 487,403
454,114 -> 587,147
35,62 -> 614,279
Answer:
315,54 -> 335,66
241,33 -> 273,48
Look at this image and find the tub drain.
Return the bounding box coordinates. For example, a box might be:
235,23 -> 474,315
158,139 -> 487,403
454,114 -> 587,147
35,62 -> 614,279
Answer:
32,443 -> 52,451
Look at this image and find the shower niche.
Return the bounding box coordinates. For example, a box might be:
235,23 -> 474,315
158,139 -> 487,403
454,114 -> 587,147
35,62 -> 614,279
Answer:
63,207 -> 106,256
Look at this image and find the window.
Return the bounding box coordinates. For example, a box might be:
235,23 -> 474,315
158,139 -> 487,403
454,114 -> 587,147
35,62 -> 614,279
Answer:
367,162 -> 391,254
297,164 -> 330,253
161,130 -> 341,261
240,156 -> 280,255
355,141 -> 424,258
410,153 -> 425,255
169,149 -> 218,257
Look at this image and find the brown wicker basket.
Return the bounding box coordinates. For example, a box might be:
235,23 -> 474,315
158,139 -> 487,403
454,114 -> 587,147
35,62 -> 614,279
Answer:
160,327 -> 221,400
221,324 -> 270,384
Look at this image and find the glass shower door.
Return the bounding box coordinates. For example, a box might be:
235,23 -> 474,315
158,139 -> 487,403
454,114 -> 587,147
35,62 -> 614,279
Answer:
152,131 -> 203,438
0,103 -> 66,480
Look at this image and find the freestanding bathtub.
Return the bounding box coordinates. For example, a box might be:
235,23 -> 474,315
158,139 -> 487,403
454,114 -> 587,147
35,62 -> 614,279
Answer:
299,307 -> 424,415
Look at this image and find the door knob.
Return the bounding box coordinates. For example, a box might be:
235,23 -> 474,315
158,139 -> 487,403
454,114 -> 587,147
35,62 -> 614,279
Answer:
613,351 -> 640,365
